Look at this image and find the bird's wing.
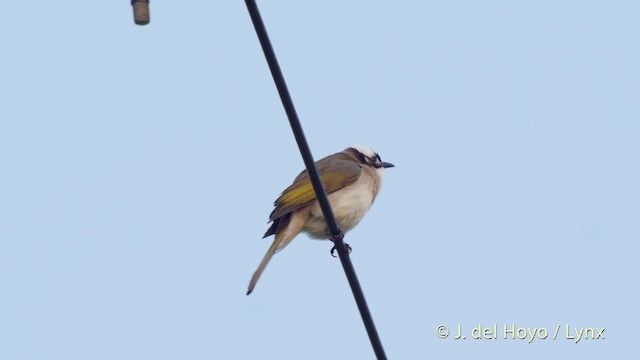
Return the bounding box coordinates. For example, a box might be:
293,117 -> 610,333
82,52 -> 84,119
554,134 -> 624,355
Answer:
269,155 -> 362,221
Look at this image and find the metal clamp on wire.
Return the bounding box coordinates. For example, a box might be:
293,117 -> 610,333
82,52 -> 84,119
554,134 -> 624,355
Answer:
131,0 -> 150,25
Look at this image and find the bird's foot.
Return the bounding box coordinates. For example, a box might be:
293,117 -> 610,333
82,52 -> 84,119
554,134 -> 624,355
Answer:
330,243 -> 352,258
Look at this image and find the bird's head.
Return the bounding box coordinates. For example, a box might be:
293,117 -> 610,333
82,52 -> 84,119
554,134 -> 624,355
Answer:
348,144 -> 394,169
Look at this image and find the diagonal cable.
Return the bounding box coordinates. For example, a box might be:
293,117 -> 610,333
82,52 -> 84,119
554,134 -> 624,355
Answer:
244,1 -> 387,359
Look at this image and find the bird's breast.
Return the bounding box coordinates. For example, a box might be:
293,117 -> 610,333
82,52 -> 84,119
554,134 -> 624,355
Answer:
303,168 -> 381,239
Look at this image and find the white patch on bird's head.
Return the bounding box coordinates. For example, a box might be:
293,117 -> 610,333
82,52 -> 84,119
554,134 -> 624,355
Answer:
350,144 -> 376,158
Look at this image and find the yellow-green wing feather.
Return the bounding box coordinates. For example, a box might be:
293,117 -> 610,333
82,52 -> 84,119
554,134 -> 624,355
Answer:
269,155 -> 361,221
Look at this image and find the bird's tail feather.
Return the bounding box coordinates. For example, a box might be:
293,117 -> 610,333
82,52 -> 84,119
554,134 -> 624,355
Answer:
246,236 -> 281,295
247,209 -> 309,295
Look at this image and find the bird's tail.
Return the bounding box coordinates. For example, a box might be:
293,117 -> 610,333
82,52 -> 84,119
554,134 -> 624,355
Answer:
246,236 -> 280,295
247,210 -> 309,295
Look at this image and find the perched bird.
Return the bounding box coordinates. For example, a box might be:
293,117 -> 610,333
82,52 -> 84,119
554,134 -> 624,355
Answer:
247,144 -> 394,295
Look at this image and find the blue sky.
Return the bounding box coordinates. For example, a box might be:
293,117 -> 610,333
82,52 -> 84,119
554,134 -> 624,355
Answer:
1,1 -> 638,359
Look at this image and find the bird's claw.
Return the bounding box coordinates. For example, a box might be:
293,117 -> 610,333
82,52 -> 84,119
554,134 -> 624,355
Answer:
330,243 -> 352,257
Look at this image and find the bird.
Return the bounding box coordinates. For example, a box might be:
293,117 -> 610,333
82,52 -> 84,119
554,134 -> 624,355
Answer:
247,144 -> 394,295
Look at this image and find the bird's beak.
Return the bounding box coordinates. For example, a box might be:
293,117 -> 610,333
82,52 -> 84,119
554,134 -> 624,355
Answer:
381,162 -> 394,168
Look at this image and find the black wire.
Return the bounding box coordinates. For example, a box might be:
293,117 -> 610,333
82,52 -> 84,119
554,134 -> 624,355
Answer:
244,1 -> 387,359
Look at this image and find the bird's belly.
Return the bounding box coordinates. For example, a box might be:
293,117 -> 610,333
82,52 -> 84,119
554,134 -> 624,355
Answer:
303,179 -> 375,239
